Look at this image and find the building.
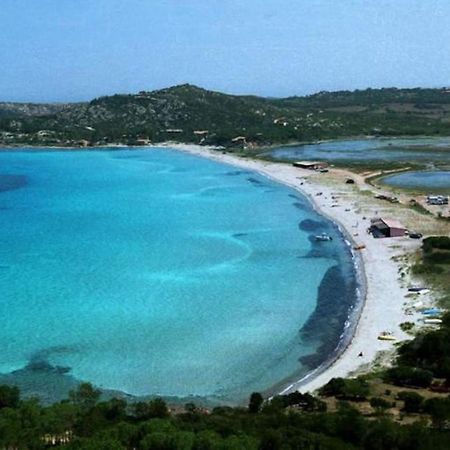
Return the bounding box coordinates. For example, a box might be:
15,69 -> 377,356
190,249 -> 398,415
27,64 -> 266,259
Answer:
370,218 -> 407,238
292,161 -> 328,170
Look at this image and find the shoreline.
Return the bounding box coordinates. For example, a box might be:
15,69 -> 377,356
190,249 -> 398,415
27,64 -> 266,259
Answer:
161,143 -> 418,394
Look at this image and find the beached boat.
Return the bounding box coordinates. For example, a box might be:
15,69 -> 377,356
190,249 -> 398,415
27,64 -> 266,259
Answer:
422,308 -> 442,316
408,286 -> 428,292
315,233 -> 333,241
378,332 -> 396,341
423,318 -> 443,325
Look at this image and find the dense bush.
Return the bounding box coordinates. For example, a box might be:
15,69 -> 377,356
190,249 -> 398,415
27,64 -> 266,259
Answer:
423,237 -> 450,253
397,391 -> 424,413
398,314 -> 450,381
384,366 -> 433,388
319,377 -> 370,401
370,397 -> 392,410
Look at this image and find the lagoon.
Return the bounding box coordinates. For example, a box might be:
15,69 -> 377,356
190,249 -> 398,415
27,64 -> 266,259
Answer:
380,170 -> 450,192
0,148 -> 358,403
266,137 -> 450,166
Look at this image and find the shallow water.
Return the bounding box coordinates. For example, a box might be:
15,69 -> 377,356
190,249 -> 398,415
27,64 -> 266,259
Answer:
266,137 -> 450,164
380,170 -> 450,192
0,148 -> 358,402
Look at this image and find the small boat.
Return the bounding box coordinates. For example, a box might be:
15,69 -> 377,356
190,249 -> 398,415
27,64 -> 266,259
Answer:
378,331 -> 396,341
315,233 -> 333,241
422,308 -> 442,316
408,286 -> 428,292
423,318 -> 443,325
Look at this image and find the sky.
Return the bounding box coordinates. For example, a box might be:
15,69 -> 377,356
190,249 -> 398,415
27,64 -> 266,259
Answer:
1,0 -> 450,102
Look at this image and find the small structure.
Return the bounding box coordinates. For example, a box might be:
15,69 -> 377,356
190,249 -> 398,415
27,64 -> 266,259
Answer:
136,138 -> 151,145
292,161 -> 328,170
78,140 -> 91,147
231,136 -> 247,149
370,217 -> 407,238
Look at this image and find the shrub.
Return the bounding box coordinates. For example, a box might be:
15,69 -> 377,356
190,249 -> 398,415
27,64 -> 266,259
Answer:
319,377 -> 370,401
384,366 -> 433,388
369,397 -> 391,410
423,236 -> 450,252
0,385 -> 20,409
400,322 -> 415,332
397,391 -> 424,413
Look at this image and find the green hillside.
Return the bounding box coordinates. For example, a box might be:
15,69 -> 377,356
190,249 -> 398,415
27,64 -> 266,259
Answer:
2,85 -> 450,147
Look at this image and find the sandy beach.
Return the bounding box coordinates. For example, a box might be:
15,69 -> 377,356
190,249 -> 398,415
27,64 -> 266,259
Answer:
159,142 -> 447,395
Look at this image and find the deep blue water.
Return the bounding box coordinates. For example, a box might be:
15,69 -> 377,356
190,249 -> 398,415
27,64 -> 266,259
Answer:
266,137 -> 450,164
0,148 -> 358,403
380,170 -> 450,192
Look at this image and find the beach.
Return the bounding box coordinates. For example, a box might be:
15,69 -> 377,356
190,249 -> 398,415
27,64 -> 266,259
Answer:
161,143 -> 444,394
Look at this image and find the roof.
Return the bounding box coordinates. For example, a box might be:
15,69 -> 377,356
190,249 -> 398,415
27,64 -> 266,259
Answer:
381,218 -> 405,229
372,217 -> 405,230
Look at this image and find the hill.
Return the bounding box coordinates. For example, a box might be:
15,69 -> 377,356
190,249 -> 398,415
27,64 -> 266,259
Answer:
2,85 -> 450,147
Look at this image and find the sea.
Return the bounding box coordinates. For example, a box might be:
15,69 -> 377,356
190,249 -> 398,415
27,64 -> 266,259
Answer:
0,148 -> 359,404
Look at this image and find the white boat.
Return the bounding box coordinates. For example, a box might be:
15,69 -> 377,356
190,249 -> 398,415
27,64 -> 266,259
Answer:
315,233 -> 333,241
423,318 -> 443,325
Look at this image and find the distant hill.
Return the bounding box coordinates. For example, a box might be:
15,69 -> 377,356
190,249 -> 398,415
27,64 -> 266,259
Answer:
2,85 -> 450,147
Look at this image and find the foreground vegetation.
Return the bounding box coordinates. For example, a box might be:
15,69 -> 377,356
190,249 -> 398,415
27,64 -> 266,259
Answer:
1,381 -> 450,449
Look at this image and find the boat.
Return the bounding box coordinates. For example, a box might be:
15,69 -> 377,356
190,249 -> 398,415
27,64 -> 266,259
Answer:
422,308 -> 442,316
423,318 -> 443,325
378,332 -> 396,341
315,233 -> 333,241
408,286 -> 428,292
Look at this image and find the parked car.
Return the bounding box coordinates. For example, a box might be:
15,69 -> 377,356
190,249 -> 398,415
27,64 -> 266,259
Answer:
409,232 -> 423,239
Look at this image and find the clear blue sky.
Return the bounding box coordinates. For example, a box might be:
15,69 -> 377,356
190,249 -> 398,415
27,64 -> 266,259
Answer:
1,0 -> 449,102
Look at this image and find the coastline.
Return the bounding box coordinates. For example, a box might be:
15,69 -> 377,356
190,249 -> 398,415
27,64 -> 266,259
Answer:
160,143 -> 420,394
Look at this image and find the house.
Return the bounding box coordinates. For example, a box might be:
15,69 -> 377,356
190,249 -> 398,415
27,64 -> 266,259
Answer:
292,161 -> 328,170
370,218 -> 407,238
78,140 -> 91,147
136,138 -> 151,145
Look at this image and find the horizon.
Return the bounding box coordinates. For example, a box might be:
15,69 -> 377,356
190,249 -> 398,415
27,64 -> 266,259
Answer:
1,0 -> 450,103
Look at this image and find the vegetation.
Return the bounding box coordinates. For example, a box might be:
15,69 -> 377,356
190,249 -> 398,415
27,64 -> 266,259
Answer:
411,237 -> 450,306
1,383 -> 450,449
2,85 -> 450,149
319,377 -> 370,401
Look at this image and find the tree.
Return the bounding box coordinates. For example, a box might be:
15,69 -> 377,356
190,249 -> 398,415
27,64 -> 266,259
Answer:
0,385 -> 20,409
423,397 -> 450,429
397,391 -> 424,413
133,398 -> 169,420
248,392 -> 264,414
69,383 -> 101,412
385,366 -> 433,388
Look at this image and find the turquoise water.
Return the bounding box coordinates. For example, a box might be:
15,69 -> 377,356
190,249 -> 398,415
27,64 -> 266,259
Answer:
266,137 -> 450,164
380,170 -> 450,192
0,148 -> 358,403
